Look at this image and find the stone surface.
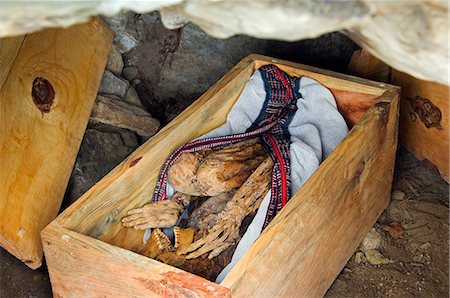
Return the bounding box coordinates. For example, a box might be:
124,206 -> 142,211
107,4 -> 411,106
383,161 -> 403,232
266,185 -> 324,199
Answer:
99,70 -> 129,98
361,228 -> 382,252
106,45 -> 124,76
354,252 -> 366,264
63,127 -> 139,207
124,86 -> 145,108
364,249 -> 393,266
102,10 -> 148,53
1,1 -> 447,85
122,65 -> 139,81
391,189 -> 406,201
151,22 -> 355,123
90,95 -> 160,136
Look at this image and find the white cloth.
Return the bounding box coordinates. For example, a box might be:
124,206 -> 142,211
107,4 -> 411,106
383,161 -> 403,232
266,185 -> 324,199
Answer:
212,71 -> 348,283
145,70 -> 348,282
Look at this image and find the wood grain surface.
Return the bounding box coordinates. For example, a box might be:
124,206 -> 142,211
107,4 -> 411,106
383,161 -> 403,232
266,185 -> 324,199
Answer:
0,35 -> 25,90
391,70 -> 449,182
0,18 -> 113,268
42,225 -> 229,297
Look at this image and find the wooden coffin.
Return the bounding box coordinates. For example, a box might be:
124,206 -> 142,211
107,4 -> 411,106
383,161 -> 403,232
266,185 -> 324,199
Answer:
0,18 -> 113,269
41,55 -> 400,297
391,70 -> 449,182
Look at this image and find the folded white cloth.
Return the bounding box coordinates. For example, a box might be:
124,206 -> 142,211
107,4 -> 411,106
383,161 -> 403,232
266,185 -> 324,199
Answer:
212,70 -> 348,283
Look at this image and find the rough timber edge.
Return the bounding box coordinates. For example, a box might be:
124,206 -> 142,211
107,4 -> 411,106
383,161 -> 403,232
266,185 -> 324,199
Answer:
0,16 -> 114,270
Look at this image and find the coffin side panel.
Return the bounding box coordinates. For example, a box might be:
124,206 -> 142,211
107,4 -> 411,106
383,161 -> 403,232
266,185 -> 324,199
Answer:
391,70 -> 449,182
223,90 -> 399,297
41,225 -> 229,297
0,18 -> 113,268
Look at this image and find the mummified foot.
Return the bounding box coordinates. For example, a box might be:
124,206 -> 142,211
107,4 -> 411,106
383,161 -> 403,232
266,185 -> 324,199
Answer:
146,227 -> 195,259
168,138 -> 268,196
177,157 -> 273,259
121,192 -> 193,230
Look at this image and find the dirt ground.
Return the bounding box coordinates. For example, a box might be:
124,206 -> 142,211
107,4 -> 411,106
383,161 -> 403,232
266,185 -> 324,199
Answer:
326,148 -> 449,297
0,12 -> 448,297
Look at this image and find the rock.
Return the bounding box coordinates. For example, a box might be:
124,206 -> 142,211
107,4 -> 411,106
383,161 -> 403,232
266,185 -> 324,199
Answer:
157,23 -> 267,104
102,11 -> 141,53
106,45 -> 124,76
364,249 -> 393,265
90,95 -> 160,136
392,189 -> 406,201
122,66 -> 138,81
124,86 -> 145,108
382,222 -> 404,239
114,32 -> 139,54
99,70 -> 129,98
63,128 -> 138,207
419,242 -> 432,251
355,252 -> 366,264
361,228 -> 382,252
2,2 -> 449,85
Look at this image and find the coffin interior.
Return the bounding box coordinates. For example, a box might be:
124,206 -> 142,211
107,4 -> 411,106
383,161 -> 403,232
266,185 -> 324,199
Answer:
53,55 -> 387,268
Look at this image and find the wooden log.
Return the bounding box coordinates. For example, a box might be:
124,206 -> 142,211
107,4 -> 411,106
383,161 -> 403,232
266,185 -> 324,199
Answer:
42,54 -> 399,296
0,18 -> 113,269
391,70 -> 449,182
90,95 -> 160,137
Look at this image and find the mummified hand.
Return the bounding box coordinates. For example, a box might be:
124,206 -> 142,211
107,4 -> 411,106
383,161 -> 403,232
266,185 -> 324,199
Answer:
122,193 -> 193,230
177,157 -> 273,259
168,138 -> 268,196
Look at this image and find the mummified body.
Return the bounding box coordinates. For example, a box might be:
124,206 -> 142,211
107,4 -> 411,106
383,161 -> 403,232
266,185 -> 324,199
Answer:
122,139 -> 272,280
168,138 -> 267,196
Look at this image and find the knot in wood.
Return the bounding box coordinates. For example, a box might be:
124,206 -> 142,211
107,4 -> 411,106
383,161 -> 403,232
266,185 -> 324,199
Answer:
32,77 -> 55,113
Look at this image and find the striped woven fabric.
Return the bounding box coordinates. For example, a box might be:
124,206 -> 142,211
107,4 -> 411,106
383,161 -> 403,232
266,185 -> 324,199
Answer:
152,64 -> 299,229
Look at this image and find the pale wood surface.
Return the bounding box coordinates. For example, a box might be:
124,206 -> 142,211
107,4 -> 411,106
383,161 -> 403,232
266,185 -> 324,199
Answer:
0,35 -> 25,90
0,18 -> 113,268
347,49 -> 390,83
43,55 -> 398,296
391,70 -> 449,182
42,225 -> 229,297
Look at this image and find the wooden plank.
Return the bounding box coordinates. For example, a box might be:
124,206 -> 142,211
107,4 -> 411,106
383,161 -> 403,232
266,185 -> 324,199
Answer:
347,49 -> 390,83
0,35 -> 25,90
391,70 -> 449,182
0,18 -> 113,269
252,54 -> 387,96
221,90 -> 400,297
41,225 -> 229,297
